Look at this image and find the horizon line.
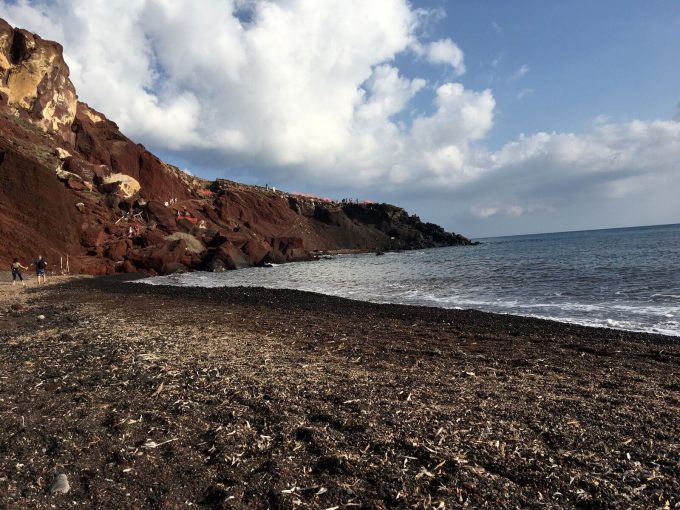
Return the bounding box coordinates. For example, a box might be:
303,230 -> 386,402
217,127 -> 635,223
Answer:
472,221 -> 680,240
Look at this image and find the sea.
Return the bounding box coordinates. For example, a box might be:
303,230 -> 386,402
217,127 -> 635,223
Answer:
141,223 -> 680,337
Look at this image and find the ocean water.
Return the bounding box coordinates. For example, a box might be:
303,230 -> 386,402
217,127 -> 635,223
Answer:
141,223 -> 680,337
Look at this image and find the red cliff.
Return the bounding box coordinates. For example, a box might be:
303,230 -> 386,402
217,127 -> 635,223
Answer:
0,19 -> 471,275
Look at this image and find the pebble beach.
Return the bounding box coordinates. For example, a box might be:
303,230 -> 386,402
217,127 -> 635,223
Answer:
0,274 -> 678,509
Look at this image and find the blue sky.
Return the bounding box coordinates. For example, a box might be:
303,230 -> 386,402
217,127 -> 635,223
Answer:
2,0 -> 680,237
406,0 -> 680,148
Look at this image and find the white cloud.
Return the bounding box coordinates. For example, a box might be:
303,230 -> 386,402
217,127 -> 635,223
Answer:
592,114 -> 612,125
471,203 -> 548,219
0,0 -> 480,184
516,88 -> 534,100
473,119 -> 680,212
424,38 -> 465,75
508,64 -> 529,82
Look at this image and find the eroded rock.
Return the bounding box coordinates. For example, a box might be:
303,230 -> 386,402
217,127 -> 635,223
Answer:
0,22 -> 77,144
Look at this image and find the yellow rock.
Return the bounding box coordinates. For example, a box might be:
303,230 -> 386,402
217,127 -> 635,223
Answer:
0,24 -> 77,143
103,173 -> 141,198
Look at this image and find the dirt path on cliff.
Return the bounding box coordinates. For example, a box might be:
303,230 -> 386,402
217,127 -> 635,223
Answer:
0,276 -> 678,509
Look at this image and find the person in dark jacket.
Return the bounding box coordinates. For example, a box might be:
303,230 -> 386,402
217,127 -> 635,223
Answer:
34,255 -> 47,284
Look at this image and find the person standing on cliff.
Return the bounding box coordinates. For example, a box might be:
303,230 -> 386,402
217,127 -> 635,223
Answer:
11,258 -> 29,286
34,255 -> 47,285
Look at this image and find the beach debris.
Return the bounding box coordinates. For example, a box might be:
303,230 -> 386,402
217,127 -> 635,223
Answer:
151,382 -> 165,396
143,438 -> 177,449
0,280 -> 678,508
49,474 -> 70,495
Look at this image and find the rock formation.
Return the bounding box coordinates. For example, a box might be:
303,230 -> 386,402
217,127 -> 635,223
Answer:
0,19 -> 472,275
0,20 -> 77,144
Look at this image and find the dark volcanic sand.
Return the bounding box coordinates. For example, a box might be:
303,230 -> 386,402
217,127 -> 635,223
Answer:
0,275 -> 678,509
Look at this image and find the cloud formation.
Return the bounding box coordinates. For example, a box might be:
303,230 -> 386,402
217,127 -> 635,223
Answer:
1,0 -> 679,235
421,38 -> 466,75
1,0 -> 483,184
508,64 -> 530,82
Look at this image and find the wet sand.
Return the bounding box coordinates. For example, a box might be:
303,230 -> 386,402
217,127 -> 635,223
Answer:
0,275 -> 678,509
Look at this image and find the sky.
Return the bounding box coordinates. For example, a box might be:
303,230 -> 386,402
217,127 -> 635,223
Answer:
1,0 -> 679,237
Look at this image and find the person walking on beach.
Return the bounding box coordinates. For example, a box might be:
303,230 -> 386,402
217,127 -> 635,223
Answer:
34,255 -> 47,284
11,258 -> 29,286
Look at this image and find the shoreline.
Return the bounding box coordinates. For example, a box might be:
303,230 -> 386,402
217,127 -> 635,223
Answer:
4,269 -> 679,342
137,270 -> 680,340
1,276 -> 679,508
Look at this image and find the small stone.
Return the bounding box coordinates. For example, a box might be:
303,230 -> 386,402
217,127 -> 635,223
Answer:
55,147 -> 72,160
462,481 -> 476,491
50,473 -> 70,495
37,315 -> 46,321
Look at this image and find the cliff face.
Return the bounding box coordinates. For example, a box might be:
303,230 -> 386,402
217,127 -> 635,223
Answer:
0,19 -> 472,275
0,20 -> 77,144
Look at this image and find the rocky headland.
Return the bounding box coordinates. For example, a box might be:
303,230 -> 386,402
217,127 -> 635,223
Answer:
0,18 -> 471,276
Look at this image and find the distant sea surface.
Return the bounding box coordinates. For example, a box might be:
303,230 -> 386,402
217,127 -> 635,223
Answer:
142,224 -> 680,337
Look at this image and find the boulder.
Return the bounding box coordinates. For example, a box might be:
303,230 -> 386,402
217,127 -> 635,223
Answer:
202,206 -> 222,225
55,167 -> 84,183
204,256 -> 226,272
80,226 -> 107,250
66,178 -> 88,191
271,237 -> 305,255
142,228 -> 166,247
165,232 -> 204,255
218,242 -> 249,270
161,262 -> 187,275
176,218 -> 196,233
226,230 -> 253,247
206,231 -> 229,248
288,196 -> 302,214
121,260 -> 136,273
104,224 -> 127,237
68,160 -> 107,182
287,248 -> 311,262
55,147 -> 72,160
106,239 -> 131,261
102,173 -> 141,198
242,239 -> 272,266
128,239 -> 187,273
146,201 -> 177,231
203,241 -> 249,271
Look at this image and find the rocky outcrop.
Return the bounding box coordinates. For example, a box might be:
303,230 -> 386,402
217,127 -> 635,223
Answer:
340,203 -> 471,249
0,19 -> 77,144
0,19 -> 472,276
